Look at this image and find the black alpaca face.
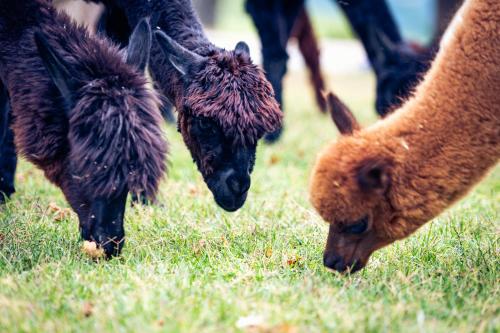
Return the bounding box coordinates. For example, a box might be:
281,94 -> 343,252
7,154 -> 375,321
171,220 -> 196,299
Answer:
186,116 -> 255,212
375,55 -> 429,116
155,31 -> 282,212
35,19 -> 158,257
370,30 -> 431,116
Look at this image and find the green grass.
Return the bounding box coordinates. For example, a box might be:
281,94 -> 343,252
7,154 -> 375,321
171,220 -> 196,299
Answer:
0,72 -> 499,332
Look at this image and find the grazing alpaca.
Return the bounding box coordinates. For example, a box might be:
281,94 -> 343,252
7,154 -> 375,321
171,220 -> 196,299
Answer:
309,0 -> 500,273
246,0 -> 432,141
0,0 -> 167,256
86,0 -> 283,212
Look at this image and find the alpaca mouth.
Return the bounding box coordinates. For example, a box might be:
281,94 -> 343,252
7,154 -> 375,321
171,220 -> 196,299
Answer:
213,190 -> 248,212
206,169 -> 251,212
323,252 -> 365,273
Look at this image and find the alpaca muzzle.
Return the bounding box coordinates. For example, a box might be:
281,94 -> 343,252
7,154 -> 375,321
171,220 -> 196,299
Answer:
208,169 -> 250,212
83,191 -> 128,258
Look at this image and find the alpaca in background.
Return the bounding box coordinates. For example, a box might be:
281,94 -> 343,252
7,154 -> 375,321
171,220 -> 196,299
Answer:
309,0 -> 500,273
246,0 -> 434,142
85,0 -> 283,212
0,1 -> 167,257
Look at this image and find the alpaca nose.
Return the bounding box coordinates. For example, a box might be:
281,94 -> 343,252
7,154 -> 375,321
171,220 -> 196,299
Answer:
323,253 -> 347,272
226,172 -> 250,195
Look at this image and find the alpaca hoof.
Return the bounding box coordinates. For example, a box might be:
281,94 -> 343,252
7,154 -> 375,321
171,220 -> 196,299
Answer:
264,128 -> 283,144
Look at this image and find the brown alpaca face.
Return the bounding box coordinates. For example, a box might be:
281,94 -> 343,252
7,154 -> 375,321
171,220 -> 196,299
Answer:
310,93 -> 401,273
311,143 -> 396,273
155,32 -> 282,212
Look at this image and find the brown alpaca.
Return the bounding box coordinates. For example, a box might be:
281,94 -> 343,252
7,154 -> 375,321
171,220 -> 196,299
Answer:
309,0 -> 500,273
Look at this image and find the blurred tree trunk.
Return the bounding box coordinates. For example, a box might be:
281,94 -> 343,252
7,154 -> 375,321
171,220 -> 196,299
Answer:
193,0 -> 217,27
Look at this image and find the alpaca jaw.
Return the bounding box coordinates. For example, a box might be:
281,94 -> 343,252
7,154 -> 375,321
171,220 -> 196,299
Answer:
323,224 -> 393,273
78,190 -> 128,258
206,168 -> 251,212
178,114 -> 256,212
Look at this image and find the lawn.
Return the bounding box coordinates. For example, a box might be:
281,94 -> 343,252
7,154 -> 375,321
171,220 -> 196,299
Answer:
0,71 -> 498,332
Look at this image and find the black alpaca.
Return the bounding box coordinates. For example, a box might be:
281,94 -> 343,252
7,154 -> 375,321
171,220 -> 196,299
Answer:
246,0 -> 433,141
0,87 -> 16,204
0,0 -> 167,257
86,0 -> 283,212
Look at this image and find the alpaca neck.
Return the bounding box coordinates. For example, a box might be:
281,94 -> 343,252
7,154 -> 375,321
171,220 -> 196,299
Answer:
378,0 -> 500,226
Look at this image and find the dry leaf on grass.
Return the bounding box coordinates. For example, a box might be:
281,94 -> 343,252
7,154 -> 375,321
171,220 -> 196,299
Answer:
236,315 -> 265,330
47,202 -> 71,222
193,239 -> 207,255
82,302 -> 94,317
82,241 -> 105,259
286,255 -> 302,267
269,154 -> 281,165
236,315 -> 297,333
221,235 -> 230,247
188,184 -> 201,197
265,247 -> 273,258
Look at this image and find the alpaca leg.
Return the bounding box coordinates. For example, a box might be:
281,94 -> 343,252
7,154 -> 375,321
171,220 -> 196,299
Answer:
335,0 -> 402,71
434,0 -> 462,44
96,2 -> 131,46
245,0 -> 304,143
336,0 -> 429,116
291,7 -> 327,113
0,93 -> 17,204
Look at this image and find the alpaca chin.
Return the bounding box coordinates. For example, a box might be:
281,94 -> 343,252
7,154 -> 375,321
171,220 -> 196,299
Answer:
206,169 -> 250,212
79,191 -> 128,258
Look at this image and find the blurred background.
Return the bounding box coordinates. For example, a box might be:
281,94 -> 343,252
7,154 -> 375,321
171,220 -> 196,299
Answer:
58,0 -> 443,76
201,0 -> 436,43
191,0 -> 443,78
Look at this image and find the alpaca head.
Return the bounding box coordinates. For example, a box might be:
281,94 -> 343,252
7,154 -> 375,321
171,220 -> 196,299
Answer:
155,31 -> 282,212
310,93 -> 414,273
370,29 -> 431,116
35,20 -> 167,256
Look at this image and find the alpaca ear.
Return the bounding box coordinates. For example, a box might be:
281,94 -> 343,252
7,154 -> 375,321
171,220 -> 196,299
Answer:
34,32 -> 78,109
326,92 -> 360,135
356,158 -> 391,194
235,41 -> 250,57
154,30 -> 205,76
127,18 -> 152,72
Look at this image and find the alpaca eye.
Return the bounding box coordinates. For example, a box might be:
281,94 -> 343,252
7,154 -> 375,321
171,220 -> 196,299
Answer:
197,118 -> 215,133
343,216 -> 369,235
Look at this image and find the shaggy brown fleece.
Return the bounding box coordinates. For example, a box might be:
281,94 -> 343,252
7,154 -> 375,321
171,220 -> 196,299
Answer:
309,0 -> 500,273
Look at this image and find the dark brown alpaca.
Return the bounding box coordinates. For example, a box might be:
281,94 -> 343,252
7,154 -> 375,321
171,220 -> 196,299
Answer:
87,0 -> 283,211
0,0 -> 167,257
309,0 -> 500,273
246,0 -> 433,143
